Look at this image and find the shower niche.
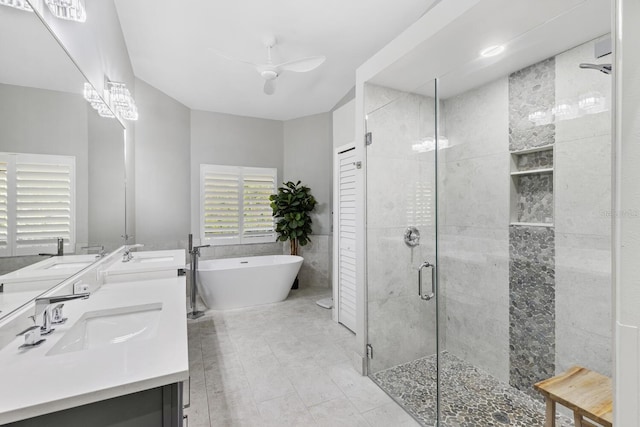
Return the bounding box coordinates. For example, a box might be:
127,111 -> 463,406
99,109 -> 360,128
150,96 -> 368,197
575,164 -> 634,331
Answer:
509,145 -> 554,226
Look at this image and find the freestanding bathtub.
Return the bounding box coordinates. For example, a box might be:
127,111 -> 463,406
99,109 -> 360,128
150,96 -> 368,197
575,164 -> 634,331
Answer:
195,255 -> 303,310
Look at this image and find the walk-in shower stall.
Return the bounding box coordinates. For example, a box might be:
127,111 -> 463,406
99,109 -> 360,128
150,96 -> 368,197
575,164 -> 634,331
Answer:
363,2 -> 612,425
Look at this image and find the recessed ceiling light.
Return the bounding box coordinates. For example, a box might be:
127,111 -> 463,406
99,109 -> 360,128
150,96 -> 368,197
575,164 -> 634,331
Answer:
480,45 -> 505,58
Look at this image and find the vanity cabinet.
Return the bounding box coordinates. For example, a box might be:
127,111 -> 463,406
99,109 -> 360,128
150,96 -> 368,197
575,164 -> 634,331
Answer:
7,383 -> 184,427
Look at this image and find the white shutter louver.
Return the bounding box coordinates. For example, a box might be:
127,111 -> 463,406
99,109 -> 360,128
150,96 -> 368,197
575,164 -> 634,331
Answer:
203,172 -> 240,238
0,153 -> 75,256
243,173 -> 275,237
200,165 -> 276,245
15,161 -> 73,250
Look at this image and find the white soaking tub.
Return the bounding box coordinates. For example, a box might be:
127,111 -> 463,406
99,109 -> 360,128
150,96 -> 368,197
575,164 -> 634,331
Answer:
195,255 -> 303,310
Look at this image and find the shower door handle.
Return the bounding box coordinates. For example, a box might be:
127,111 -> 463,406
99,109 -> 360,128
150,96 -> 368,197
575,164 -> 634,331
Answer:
418,261 -> 435,301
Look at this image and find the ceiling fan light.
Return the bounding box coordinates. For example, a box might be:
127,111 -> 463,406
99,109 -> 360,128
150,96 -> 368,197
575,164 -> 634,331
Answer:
261,70 -> 278,81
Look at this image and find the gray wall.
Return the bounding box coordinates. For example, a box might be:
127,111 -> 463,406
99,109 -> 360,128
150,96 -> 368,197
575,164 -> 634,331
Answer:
190,110 -> 285,260
88,106 -> 126,251
283,113 -> 333,288
134,78 -> 191,250
132,88 -> 335,288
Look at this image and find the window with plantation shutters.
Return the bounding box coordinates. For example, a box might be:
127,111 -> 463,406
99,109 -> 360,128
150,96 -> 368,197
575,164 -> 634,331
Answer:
200,165 -> 276,245
0,153 -> 75,256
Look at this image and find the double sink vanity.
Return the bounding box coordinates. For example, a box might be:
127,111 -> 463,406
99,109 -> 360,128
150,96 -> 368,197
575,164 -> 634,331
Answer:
0,247 -> 190,427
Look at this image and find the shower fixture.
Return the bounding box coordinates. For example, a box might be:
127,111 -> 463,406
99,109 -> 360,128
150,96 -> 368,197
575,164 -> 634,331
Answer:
579,63 -> 612,75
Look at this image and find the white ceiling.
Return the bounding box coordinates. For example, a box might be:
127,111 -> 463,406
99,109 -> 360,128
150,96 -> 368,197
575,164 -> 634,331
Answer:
369,0 -> 611,99
113,0 -> 440,121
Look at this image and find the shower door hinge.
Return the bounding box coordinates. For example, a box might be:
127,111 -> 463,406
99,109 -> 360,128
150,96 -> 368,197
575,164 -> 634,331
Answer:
365,132 -> 372,146
367,344 -> 373,359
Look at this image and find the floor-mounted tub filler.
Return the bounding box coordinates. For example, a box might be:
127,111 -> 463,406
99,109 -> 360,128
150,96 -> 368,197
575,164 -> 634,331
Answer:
195,255 -> 303,310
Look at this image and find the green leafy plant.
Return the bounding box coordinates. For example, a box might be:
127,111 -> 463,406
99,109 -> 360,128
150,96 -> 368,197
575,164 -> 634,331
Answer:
269,181 -> 317,256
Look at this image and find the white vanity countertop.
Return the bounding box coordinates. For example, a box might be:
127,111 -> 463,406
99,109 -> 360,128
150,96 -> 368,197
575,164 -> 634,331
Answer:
100,249 -> 185,277
0,254 -> 100,285
0,276 -> 188,424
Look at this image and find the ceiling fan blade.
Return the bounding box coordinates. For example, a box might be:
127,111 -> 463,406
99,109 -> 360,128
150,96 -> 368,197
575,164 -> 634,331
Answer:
209,48 -> 259,68
275,56 -> 326,73
264,79 -> 276,95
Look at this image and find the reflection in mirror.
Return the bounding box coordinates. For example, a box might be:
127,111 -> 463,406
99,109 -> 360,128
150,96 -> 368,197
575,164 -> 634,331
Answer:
0,5 -> 125,319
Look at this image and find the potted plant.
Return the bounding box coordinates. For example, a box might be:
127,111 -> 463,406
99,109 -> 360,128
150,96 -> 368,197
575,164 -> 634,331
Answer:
270,180 -> 317,289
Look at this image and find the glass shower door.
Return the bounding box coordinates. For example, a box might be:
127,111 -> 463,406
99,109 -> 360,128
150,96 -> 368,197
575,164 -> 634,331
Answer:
365,80 -> 440,426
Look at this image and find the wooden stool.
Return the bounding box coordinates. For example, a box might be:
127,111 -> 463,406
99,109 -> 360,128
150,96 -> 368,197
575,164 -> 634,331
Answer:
534,366 -> 613,427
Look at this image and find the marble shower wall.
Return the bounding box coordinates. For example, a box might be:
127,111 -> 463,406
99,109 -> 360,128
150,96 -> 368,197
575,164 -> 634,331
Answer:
364,83 -> 439,373
439,77 -> 510,383
554,37 -> 612,376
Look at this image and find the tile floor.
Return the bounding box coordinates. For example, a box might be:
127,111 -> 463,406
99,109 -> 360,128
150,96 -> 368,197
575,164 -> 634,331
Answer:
185,287 -> 419,427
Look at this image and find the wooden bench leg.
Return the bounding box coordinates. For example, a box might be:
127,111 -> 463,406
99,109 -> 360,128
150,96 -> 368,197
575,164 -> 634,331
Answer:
574,412 -> 583,426
545,397 -> 556,427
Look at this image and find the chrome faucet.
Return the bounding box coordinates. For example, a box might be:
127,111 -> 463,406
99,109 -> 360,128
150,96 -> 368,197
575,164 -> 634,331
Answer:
122,243 -> 144,262
34,293 -> 90,336
82,244 -> 105,257
17,292 -> 90,349
38,237 -> 64,257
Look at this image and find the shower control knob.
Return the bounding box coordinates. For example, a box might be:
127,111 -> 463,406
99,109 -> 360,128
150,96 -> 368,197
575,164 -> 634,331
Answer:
404,226 -> 420,247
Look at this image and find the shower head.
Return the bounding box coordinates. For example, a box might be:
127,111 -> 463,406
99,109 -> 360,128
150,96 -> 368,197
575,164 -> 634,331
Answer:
579,63 -> 612,75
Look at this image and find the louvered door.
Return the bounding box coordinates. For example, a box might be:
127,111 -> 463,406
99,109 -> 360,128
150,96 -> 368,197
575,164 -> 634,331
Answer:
337,147 -> 357,332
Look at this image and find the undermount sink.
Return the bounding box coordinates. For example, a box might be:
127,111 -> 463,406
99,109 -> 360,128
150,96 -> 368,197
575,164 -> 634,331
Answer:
46,261 -> 93,270
46,303 -> 163,356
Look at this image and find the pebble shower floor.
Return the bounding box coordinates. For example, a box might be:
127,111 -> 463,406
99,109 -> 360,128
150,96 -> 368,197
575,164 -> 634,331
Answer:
372,352 -> 573,427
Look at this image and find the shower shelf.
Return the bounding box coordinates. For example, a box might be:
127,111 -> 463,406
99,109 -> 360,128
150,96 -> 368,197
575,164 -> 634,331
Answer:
510,144 -> 554,155
510,167 -> 554,176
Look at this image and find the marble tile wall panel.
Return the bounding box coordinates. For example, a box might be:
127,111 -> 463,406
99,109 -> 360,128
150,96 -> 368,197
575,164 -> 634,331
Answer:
555,232 -> 612,376
554,37 -> 612,377
515,173 -> 554,224
297,235 -> 331,288
554,36 -> 611,144
509,58 -> 556,151
442,77 -> 509,163
516,150 -> 553,171
509,225 -> 555,396
440,153 -> 509,229
438,226 -> 510,382
438,77 -> 511,382
555,135 -> 611,236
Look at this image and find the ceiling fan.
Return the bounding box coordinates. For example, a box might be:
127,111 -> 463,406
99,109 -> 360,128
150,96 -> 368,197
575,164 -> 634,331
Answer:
213,36 -> 326,95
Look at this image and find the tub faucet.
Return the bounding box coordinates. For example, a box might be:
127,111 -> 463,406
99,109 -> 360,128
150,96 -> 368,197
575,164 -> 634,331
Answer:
122,244 -> 144,262
34,292 -> 90,336
188,244 -> 210,320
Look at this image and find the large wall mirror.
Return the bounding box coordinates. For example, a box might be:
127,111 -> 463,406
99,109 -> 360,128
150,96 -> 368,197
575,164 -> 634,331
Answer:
0,5 -> 126,319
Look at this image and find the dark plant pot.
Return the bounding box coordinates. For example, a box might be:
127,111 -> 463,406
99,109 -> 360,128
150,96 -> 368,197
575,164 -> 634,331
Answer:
291,275 -> 299,290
